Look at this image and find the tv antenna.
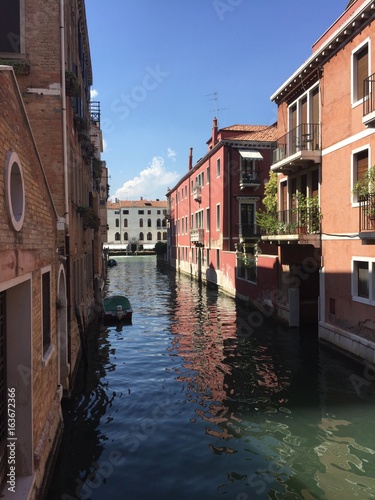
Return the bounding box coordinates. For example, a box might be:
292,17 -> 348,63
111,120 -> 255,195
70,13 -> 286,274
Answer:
206,91 -> 228,126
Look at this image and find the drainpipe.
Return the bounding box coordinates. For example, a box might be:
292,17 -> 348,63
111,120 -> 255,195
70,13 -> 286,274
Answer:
60,0 -> 72,372
60,0 -> 69,230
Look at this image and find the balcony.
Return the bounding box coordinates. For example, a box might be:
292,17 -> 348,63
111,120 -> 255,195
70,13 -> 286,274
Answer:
271,123 -> 321,174
239,172 -> 261,189
260,204 -> 321,247
359,193 -> 375,242
363,74 -> 375,127
193,185 -> 202,202
90,101 -> 101,126
237,223 -> 260,241
190,228 -> 204,246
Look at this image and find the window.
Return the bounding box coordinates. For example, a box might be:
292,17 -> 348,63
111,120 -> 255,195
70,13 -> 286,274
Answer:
123,210 -> 129,214
42,270 -> 51,358
352,148 -> 369,203
207,166 -> 210,184
124,232 -> 128,240
216,157 -> 221,177
124,218 -> 128,227
196,210 -> 204,229
4,151 -> 25,232
138,210 -> 144,214
157,210 -> 161,215
352,258 -> 375,304
0,0 -> 23,54
114,210 -> 120,214
139,232 -> 144,240
115,232 -> 120,241
216,204 -> 221,231
352,41 -> 369,104
163,232 -> 167,240
157,232 -> 161,240
115,219 -> 119,227
139,218 -> 143,227
157,218 -> 161,227
147,232 -> 152,241
147,219 -> 152,227
288,85 -> 320,154
148,210 -> 151,215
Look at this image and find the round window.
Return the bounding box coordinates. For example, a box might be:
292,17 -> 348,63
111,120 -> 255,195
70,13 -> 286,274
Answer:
5,151 -> 25,232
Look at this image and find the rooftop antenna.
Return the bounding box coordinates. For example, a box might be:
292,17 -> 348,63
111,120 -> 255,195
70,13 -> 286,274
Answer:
206,91 -> 228,126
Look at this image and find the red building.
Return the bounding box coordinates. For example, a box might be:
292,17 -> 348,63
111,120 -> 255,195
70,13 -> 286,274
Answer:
166,119 -> 278,303
268,0 -> 375,358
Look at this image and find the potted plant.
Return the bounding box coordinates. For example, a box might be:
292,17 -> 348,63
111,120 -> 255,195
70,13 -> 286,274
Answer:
65,70 -> 80,97
353,165 -> 375,221
76,206 -> 100,230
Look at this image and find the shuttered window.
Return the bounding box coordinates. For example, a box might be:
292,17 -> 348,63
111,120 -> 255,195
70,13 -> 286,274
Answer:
355,45 -> 369,101
356,150 -> 368,183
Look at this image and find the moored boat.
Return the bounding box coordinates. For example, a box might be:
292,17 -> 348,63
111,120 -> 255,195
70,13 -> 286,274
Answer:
103,295 -> 133,324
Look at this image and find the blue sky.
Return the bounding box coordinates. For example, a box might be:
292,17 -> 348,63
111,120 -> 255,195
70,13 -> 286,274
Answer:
86,0 -> 346,201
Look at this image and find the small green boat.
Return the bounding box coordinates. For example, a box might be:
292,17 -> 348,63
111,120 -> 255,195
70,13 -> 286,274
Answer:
103,295 -> 133,323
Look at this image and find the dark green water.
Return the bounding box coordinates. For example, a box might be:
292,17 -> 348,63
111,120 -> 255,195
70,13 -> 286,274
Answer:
48,256 -> 375,500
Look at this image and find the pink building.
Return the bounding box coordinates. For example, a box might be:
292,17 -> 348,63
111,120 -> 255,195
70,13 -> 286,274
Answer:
269,0 -> 375,360
166,119 -> 278,302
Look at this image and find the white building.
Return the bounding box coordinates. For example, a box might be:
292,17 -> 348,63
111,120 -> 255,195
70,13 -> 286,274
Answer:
106,199 -> 168,252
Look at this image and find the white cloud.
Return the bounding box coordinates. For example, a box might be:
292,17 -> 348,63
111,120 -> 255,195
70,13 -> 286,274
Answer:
167,147 -> 177,161
113,156 -> 179,200
91,88 -> 99,99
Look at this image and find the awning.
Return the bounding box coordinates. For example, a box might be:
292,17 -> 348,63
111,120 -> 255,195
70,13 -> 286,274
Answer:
238,149 -> 263,160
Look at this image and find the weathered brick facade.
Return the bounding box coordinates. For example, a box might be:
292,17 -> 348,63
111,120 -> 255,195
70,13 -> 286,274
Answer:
0,0 -> 106,497
0,67 -> 62,498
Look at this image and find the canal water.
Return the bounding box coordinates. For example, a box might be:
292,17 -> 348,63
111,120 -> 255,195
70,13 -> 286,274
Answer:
48,256 -> 375,500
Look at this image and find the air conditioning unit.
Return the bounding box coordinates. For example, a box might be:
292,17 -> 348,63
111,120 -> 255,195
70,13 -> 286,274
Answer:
193,185 -> 202,202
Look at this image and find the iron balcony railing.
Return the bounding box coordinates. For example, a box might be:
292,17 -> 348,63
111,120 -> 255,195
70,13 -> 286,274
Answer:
190,228 -> 204,245
239,172 -> 261,188
359,193 -> 375,231
237,223 -> 260,239
264,207 -> 321,236
90,101 -> 101,126
273,123 -> 321,164
363,73 -> 375,117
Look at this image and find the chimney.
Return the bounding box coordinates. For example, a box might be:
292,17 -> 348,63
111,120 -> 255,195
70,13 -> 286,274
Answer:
188,147 -> 193,170
212,117 -> 218,146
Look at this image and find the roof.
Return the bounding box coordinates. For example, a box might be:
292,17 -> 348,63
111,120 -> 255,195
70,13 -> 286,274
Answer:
271,0 -> 374,103
107,199 -> 167,209
208,123 -> 278,145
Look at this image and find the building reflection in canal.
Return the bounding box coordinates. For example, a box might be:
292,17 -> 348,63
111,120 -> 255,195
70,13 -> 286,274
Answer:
48,256 -> 375,500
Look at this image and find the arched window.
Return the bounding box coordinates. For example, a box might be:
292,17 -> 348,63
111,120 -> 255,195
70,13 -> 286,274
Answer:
148,218 -> 152,227
147,232 -> 152,241
139,218 -> 143,228
139,232 -> 144,240
157,232 -> 161,240
115,218 -> 119,227
115,232 -> 120,241
157,218 -> 161,228
124,232 -> 128,240
124,218 -> 128,227
162,219 -> 166,227
163,232 -> 167,240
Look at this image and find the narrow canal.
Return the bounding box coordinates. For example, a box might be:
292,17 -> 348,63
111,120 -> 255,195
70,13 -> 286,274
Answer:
48,256 -> 375,500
